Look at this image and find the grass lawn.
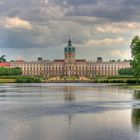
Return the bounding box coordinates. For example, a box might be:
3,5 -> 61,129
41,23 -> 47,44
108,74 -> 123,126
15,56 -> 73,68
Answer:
94,77 -> 140,83
126,85 -> 140,89
0,79 -> 16,83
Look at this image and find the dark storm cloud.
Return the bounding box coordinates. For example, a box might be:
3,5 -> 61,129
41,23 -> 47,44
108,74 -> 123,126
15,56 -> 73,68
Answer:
0,0 -> 49,22
51,0 -> 98,6
0,29 -> 40,49
51,0 -> 140,22
122,0 -> 140,6
67,6 -> 135,22
1,0 -> 140,23
0,25 -> 57,49
0,23 -> 70,49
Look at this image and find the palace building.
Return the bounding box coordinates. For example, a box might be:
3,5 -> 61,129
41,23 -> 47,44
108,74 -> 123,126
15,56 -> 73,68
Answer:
9,37 -> 131,77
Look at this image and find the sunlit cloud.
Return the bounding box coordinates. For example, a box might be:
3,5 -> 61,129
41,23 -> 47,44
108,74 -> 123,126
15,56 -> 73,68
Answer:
96,22 -> 140,33
109,49 -> 131,59
4,17 -> 32,30
85,37 -> 126,47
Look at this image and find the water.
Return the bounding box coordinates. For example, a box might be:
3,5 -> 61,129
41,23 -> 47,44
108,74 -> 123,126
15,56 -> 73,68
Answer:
0,83 -> 140,140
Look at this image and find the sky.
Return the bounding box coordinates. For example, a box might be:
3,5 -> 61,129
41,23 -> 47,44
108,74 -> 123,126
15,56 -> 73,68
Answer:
0,0 -> 139,61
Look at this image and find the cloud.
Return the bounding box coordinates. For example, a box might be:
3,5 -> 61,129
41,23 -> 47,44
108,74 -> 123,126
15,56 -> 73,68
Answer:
51,0 -> 98,6
0,0 -> 4,6
96,22 -> 140,33
85,37 -> 126,47
55,0 -> 140,22
109,49 -> 131,59
0,0 -> 136,60
4,17 -> 32,29
97,26 -> 122,33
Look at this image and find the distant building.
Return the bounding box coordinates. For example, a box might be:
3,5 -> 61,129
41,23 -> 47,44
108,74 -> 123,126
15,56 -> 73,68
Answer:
10,37 -> 131,77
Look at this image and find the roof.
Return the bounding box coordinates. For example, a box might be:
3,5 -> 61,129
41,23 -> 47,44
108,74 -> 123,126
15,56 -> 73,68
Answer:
76,59 -> 86,62
64,38 -> 75,53
16,60 -> 25,62
64,46 -> 75,53
0,62 -> 10,67
53,59 -> 64,62
53,59 -> 65,63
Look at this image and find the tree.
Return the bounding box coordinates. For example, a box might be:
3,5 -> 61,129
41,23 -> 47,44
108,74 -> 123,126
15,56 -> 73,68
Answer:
131,36 -> 140,76
0,67 -> 22,76
118,68 -> 134,75
131,36 -> 140,57
12,67 -> 22,75
0,55 -> 6,62
117,59 -> 121,62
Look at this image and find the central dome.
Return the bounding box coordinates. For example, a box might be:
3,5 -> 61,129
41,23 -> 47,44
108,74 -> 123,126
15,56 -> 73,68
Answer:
64,37 -> 75,53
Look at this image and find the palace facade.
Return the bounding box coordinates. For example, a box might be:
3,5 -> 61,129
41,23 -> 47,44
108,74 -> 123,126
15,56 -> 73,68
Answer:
9,38 -> 130,77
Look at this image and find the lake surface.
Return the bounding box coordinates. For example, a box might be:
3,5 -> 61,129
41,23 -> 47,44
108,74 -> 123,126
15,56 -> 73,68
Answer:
0,83 -> 140,140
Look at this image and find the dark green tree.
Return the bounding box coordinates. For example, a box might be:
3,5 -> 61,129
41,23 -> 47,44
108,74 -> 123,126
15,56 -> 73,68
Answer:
0,55 -> 6,62
131,36 -> 140,76
0,67 -> 22,76
118,68 -> 134,75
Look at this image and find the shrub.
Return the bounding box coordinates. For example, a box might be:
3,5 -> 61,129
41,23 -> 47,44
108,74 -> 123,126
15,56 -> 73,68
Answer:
0,67 -> 22,76
16,76 -> 42,83
118,68 -> 134,76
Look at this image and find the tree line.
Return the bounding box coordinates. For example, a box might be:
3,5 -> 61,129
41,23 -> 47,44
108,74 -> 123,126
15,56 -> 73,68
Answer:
0,67 -> 22,76
0,55 -> 14,62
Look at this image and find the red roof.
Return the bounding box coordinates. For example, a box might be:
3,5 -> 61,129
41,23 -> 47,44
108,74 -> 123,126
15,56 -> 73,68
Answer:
0,62 -> 10,67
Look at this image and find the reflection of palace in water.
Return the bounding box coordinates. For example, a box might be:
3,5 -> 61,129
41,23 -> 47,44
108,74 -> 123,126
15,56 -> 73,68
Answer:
35,84 -> 127,93
64,86 -> 76,102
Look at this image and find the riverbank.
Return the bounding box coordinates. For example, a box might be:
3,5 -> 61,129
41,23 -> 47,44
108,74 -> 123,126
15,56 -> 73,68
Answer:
126,85 -> 140,90
0,75 -> 140,85
0,76 -> 43,83
0,76 -> 17,83
0,78 -> 15,83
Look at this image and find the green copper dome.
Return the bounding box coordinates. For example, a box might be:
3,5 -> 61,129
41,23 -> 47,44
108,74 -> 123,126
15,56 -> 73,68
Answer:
64,37 -> 75,53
